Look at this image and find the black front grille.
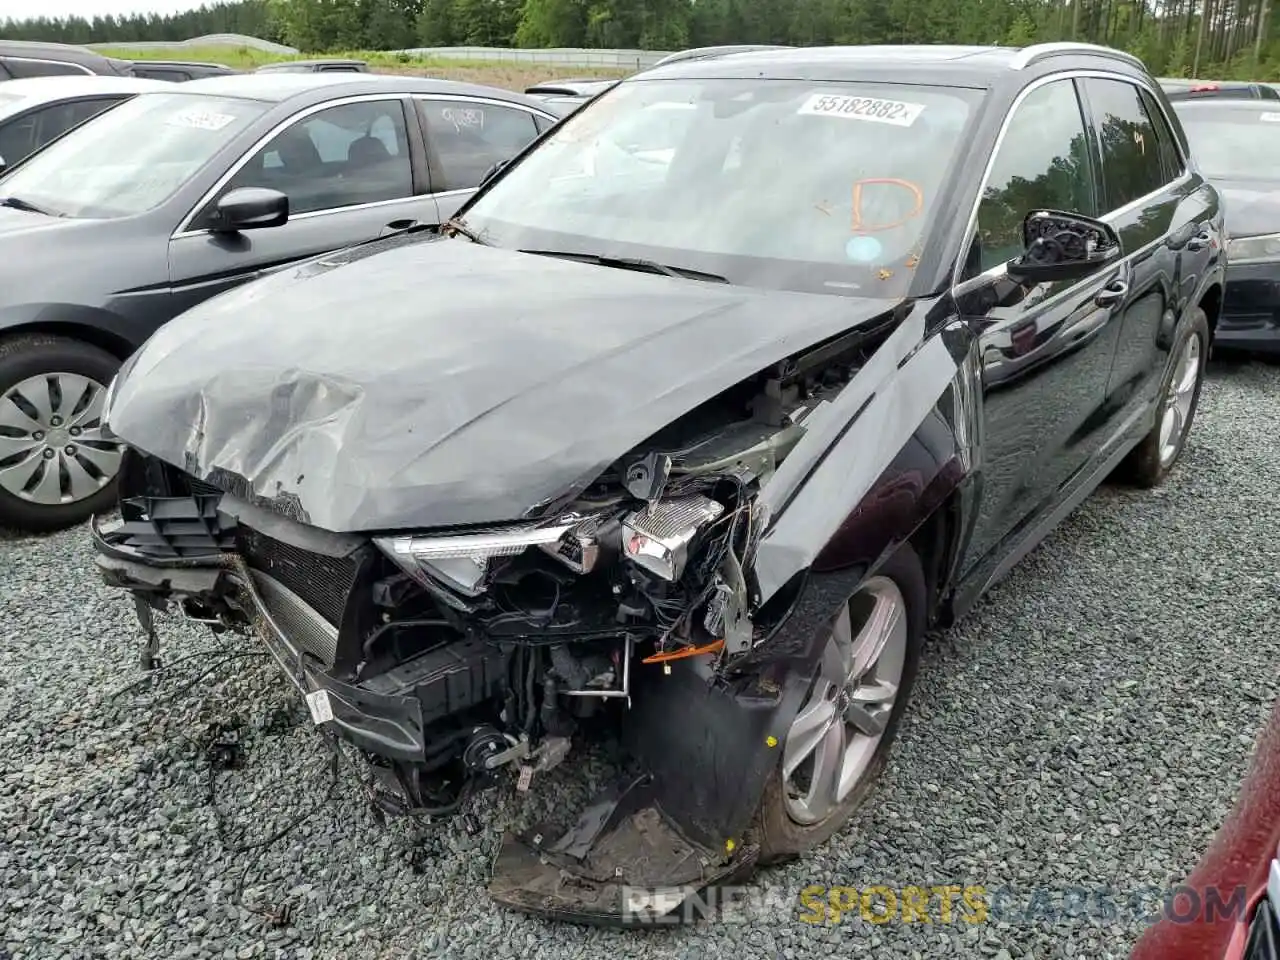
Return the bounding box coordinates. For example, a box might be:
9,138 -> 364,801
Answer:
115,495 -> 237,558
236,526 -> 358,627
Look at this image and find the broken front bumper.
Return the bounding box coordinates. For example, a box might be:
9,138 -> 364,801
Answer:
91,514 -> 429,763
91,505 -> 823,926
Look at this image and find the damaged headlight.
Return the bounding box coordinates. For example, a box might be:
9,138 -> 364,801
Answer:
375,491 -> 731,604
374,513 -> 607,598
621,495 -> 724,581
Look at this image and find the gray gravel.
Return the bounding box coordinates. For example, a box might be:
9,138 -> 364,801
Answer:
3,358 -> 1279,960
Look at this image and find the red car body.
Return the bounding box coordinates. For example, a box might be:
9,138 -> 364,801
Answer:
1132,696 -> 1280,959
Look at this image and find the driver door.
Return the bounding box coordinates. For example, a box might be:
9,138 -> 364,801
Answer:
167,96 -> 440,317
955,77 -> 1131,578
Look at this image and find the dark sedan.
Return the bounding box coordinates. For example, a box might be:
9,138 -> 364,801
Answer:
1160,77 -> 1280,102
524,78 -> 617,107
0,41 -> 133,80
128,60 -> 241,82
254,59 -> 369,74
0,72 -> 564,532
0,76 -> 170,171
1174,98 -> 1280,353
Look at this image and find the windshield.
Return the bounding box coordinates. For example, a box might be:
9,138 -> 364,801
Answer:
1176,106 -> 1280,180
458,78 -> 979,297
0,93 -> 267,218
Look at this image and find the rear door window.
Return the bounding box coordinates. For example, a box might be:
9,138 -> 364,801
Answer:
1138,89 -> 1184,182
419,98 -> 541,191
1081,78 -> 1170,211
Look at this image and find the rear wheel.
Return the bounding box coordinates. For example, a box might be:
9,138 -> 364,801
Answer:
0,334 -> 123,533
753,543 -> 926,863
1119,306 -> 1209,488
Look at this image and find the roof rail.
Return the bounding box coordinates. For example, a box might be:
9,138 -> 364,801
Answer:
1009,42 -> 1146,72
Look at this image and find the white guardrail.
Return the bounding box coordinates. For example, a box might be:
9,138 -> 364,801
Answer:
88,36 -> 674,69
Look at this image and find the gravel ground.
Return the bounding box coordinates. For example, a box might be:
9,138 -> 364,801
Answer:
2,358 -> 1278,960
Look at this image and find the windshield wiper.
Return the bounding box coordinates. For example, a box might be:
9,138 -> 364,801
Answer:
519,249 -> 728,283
441,216 -> 486,244
0,195 -> 62,217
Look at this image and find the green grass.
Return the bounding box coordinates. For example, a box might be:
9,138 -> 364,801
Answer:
93,46 -> 630,91
96,45 -> 628,74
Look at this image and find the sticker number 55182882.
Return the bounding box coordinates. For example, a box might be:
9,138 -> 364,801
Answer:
798,93 -> 926,127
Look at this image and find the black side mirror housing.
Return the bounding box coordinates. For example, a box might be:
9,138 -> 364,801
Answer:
480,159 -> 509,187
211,187 -> 289,232
1006,209 -> 1122,285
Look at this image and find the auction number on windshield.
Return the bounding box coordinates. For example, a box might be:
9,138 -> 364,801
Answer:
798,93 -> 925,127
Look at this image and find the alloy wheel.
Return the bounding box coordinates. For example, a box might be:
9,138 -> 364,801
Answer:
0,372 -> 121,505
782,577 -> 908,826
1158,334 -> 1201,468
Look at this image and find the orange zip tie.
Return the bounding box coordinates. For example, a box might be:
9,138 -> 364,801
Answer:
642,638 -> 726,664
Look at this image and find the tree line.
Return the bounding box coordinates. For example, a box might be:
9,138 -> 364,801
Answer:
1,0 -> 1277,80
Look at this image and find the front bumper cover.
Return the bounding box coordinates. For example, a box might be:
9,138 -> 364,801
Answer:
90,510 -> 812,926
91,514 -> 428,763
1219,261 -> 1280,354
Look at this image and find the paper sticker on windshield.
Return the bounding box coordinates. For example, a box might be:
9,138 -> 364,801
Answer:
1260,112 -> 1280,122
165,108 -> 237,132
798,93 -> 925,127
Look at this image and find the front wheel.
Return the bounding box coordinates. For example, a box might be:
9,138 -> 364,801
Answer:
752,543 -> 927,863
0,334 -> 123,533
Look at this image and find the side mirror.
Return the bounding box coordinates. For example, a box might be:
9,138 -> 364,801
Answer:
480,159 -> 509,187
210,187 -> 289,232
1006,209 -> 1122,285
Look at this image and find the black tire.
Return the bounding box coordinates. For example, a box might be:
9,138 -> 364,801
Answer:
1118,306 -> 1210,488
752,542 -> 927,865
0,333 -> 122,533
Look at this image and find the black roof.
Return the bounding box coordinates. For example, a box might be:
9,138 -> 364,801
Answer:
639,42 -> 1150,88
173,72 -> 559,113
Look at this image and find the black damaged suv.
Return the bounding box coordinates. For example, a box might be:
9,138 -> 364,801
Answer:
93,42 -> 1223,924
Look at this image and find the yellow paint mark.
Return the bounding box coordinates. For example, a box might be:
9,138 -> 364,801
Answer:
725,838 -> 736,853
766,735 -> 779,748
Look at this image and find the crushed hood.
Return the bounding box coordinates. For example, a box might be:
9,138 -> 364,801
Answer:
106,234 -> 902,532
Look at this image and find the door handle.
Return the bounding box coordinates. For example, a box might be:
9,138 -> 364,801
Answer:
1185,230 -> 1212,251
379,219 -> 418,238
1095,279 -> 1129,307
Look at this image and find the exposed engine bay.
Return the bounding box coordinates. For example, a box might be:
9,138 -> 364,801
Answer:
95,321 -> 883,819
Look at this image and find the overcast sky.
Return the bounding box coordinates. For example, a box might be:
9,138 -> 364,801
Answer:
7,0 -> 208,19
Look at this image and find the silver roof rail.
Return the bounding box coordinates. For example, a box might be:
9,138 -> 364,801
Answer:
1009,42 -> 1146,72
